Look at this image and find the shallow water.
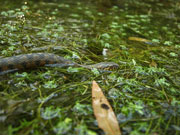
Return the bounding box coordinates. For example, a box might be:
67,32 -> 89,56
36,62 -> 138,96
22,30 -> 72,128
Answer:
0,0 -> 180,135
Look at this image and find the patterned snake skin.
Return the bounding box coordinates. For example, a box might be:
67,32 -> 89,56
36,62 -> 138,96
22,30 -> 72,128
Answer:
0,53 -> 119,73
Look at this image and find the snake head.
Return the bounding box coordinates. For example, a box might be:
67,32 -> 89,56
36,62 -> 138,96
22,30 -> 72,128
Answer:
91,62 -> 119,70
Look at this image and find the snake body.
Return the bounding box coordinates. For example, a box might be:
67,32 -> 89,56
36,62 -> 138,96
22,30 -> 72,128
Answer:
0,53 -> 119,73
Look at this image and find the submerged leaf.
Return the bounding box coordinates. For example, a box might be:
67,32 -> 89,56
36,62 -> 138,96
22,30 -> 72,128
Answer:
92,81 -> 121,135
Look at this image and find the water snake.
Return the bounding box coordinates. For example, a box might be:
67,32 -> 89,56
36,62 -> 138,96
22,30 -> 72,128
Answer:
0,53 -> 119,74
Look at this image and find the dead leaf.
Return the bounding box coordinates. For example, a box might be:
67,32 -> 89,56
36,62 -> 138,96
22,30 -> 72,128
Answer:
128,37 -> 150,42
150,60 -> 157,68
92,81 -> 121,135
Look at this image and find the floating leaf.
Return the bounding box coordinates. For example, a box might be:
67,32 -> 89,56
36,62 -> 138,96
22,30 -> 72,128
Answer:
92,81 -> 121,135
128,37 -> 154,45
128,37 -> 150,42
149,60 -> 157,68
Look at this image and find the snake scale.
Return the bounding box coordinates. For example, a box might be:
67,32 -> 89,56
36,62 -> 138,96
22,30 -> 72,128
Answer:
0,53 -> 119,74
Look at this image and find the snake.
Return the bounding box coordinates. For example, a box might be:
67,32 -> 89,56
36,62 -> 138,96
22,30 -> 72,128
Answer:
0,53 -> 119,74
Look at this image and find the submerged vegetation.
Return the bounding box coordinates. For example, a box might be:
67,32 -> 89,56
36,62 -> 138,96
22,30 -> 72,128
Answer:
0,0 -> 180,134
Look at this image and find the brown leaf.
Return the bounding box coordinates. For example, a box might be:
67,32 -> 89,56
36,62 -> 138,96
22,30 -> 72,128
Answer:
128,37 -> 150,42
149,60 -> 157,68
92,81 -> 121,135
